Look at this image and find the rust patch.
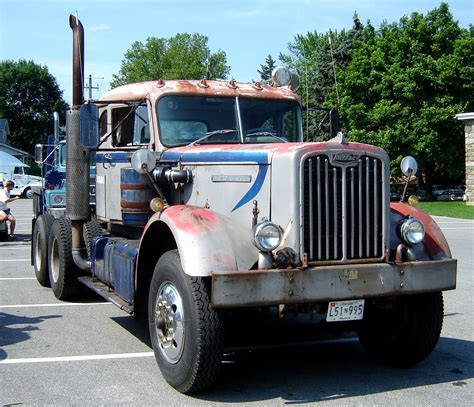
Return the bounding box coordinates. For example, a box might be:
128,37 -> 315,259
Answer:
165,205 -> 218,234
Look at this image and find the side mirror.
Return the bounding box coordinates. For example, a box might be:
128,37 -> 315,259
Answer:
34,144 -> 44,165
131,149 -> 156,174
400,156 -> 418,203
400,156 -> 418,176
80,104 -> 99,148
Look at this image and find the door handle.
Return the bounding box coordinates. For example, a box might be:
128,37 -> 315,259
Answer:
102,153 -> 113,169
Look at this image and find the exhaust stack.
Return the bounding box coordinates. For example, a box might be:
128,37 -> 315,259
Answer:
69,15 -> 84,108
67,14 -> 91,271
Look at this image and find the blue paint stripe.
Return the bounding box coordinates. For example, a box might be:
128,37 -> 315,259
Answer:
161,150 -> 269,164
231,165 -> 268,212
96,152 -> 129,163
96,150 -> 270,165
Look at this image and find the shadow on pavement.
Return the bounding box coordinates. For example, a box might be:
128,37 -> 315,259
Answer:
0,312 -> 61,361
198,336 -> 473,403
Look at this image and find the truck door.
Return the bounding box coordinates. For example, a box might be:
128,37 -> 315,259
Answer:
96,104 -> 151,222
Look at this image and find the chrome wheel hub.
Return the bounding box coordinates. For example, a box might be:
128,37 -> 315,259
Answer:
154,282 -> 185,364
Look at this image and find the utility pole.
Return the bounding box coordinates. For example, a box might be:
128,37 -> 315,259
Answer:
84,74 -> 103,101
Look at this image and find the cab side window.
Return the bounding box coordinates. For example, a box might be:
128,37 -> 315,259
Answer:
112,105 -> 149,147
112,107 -> 134,147
99,110 -> 108,139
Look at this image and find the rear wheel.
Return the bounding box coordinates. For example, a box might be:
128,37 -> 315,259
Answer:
21,187 -> 33,199
48,217 -> 79,300
148,250 -> 224,394
32,213 -> 54,287
357,292 -> 444,366
83,217 -> 105,260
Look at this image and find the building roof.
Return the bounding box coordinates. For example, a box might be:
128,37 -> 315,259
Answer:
455,112 -> 474,121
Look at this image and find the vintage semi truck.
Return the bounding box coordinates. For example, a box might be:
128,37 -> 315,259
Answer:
32,15 -> 457,394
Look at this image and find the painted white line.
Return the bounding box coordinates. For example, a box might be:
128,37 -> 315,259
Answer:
0,352 -> 155,365
0,277 -> 36,280
0,259 -> 30,262
0,247 -> 30,250
0,302 -> 111,309
440,227 -> 474,230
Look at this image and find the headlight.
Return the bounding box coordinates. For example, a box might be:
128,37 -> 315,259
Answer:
398,218 -> 425,245
252,221 -> 282,252
52,194 -> 65,206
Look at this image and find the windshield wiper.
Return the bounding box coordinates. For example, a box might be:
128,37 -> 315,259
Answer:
188,129 -> 239,146
244,131 -> 288,143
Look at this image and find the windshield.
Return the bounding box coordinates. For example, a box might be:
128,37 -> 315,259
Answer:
156,95 -> 302,147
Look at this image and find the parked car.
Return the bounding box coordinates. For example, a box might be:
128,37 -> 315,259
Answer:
415,188 -> 428,201
431,185 -> 446,200
390,189 -> 401,201
437,188 -> 464,201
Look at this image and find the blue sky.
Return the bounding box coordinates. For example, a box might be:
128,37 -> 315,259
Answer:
1,0 -> 472,105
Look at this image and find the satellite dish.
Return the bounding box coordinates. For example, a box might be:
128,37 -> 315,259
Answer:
131,149 -> 156,174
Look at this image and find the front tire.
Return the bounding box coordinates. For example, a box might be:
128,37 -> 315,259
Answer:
32,213 -> 54,287
357,292 -> 444,366
48,217 -> 79,300
148,250 -> 224,394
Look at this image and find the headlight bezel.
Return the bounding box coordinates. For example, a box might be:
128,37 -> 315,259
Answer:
398,217 -> 425,245
252,221 -> 282,252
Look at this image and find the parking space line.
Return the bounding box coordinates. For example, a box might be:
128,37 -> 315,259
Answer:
0,352 -> 155,364
0,302 -> 111,309
440,227 -> 474,230
0,259 -> 30,262
0,277 -> 36,280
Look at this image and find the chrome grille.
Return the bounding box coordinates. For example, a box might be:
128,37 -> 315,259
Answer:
303,154 -> 384,262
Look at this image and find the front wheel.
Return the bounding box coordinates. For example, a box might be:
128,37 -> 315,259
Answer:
357,292 -> 444,366
148,250 -> 224,394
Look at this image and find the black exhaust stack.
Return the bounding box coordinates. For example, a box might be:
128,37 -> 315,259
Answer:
70,15 -> 84,108
67,14 -> 91,271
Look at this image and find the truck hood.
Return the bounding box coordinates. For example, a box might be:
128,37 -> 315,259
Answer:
160,141 -> 387,165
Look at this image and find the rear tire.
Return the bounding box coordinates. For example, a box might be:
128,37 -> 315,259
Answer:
48,217 -> 79,300
32,214 -> 54,287
357,292 -> 444,366
83,218 -> 105,260
148,250 -> 224,394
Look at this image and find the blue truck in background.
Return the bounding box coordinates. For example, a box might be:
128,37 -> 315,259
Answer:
31,112 -> 98,286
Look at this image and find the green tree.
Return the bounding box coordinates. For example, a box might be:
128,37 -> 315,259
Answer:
281,13 -> 364,140
336,3 -> 473,183
257,54 -> 277,81
111,33 -> 230,87
0,60 -> 69,155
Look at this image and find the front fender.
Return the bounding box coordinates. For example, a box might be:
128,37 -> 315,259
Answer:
390,202 -> 452,260
142,205 -> 258,277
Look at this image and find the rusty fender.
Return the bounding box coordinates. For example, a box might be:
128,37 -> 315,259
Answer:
142,205 -> 258,277
390,202 -> 452,259
211,258 -> 457,307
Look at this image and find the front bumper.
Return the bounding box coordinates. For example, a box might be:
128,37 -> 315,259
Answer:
211,258 -> 457,307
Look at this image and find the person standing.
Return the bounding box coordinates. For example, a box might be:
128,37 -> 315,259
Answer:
0,180 -> 20,238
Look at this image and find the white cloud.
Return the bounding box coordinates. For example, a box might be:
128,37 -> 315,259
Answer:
90,24 -> 111,31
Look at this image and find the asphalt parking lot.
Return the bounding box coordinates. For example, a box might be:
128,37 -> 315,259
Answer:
1,199 -> 473,406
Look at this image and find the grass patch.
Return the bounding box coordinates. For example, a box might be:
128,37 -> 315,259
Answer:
417,201 -> 474,220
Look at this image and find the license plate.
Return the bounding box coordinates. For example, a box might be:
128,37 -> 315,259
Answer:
326,299 -> 365,322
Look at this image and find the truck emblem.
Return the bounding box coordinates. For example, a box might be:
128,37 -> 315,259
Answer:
332,152 -> 358,165
211,175 -> 252,183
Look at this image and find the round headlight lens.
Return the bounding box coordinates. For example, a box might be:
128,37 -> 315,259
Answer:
399,218 -> 425,245
253,222 -> 282,252
53,194 -> 64,205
